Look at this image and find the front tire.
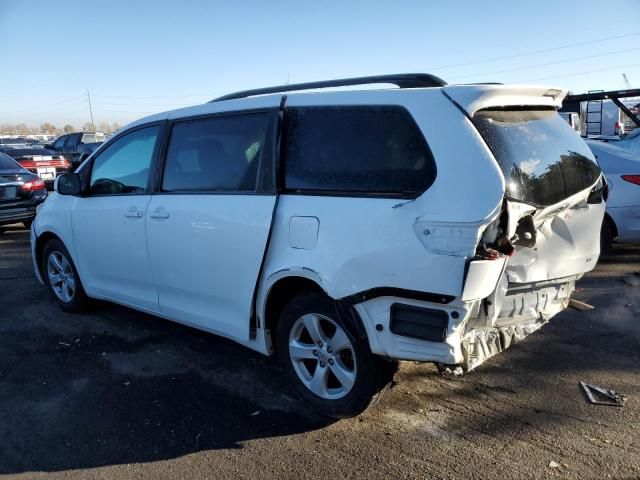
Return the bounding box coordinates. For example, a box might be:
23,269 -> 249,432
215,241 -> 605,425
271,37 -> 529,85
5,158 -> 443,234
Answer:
276,292 -> 392,418
42,239 -> 88,312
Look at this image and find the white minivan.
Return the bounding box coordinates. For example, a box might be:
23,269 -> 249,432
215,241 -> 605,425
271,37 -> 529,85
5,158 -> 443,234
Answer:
31,74 -> 606,417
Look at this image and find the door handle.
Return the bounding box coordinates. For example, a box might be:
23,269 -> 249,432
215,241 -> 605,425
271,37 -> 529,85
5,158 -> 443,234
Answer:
149,210 -> 170,219
124,209 -> 143,218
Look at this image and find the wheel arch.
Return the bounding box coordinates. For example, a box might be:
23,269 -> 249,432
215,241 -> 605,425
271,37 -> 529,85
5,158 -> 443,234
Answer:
261,273 -> 327,343
35,231 -> 78,281
259,269 -> 370,354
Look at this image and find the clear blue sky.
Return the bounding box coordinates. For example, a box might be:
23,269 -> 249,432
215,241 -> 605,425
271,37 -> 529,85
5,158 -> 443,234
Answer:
1,0 -> 639,127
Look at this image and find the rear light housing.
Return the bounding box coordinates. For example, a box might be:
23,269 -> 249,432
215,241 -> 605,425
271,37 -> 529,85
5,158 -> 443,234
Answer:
58,156 -> 71,168
21,178 -> 46,191
17,156 -> 70,169
621,175 -> 640,186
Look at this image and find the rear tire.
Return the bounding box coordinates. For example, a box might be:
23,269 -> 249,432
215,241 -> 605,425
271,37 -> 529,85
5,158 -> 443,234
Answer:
42,239 -> 88,312
600,218 -> 614,256
276,292 -> 394,418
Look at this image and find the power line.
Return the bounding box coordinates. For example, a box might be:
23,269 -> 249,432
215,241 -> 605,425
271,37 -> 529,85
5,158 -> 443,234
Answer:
449,47 -> 640,80
6,97 -> 86,117
92,100 -> 198,107
92,93 -> 222,99
92,107 -> 162,114
522,63 -> 640,82
17,99 -> 88,118
433,32 -> 640,71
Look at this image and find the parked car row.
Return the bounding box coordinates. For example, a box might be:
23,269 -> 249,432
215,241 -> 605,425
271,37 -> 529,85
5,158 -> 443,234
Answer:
0,146 -> 72,186
0,131 -> 107,188
0,152 -> 47,228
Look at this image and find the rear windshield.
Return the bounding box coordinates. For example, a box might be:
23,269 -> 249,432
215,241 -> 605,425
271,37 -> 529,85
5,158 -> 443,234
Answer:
82,133 -> 105,144
283,106 -> 436,198
473,109 -> 600,207
0,152 -> 20,170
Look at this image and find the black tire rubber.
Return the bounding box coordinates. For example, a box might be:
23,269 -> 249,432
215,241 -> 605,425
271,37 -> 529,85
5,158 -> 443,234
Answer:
276,292 -> 395,418
41,238 -> 88,313
600,218 -> 614,256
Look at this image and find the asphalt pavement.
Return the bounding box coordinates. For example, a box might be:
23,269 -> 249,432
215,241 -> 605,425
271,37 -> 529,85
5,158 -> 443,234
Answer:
1,223 -> 638,479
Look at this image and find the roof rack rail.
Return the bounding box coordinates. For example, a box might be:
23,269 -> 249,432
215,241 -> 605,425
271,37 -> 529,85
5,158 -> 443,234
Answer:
210,73 -> 447,102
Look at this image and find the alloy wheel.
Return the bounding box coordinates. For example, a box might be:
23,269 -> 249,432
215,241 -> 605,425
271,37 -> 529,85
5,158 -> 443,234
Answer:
288,313 -> 357,400
47,251 -> 75,303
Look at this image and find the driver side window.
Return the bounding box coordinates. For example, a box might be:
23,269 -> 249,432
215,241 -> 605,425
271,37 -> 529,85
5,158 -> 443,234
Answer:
90,126 -> 159,195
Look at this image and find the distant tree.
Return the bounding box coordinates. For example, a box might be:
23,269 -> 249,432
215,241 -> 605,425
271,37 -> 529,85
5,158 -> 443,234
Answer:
82,122 -> 96,132
111,122 -> 121,133
15,123 -> 30,135
63,124 -> 75,133
40,123 -> 57,134
98,122 -> 112,134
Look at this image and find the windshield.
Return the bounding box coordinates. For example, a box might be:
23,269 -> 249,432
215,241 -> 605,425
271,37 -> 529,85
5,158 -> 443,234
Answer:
473,109 -> 601,207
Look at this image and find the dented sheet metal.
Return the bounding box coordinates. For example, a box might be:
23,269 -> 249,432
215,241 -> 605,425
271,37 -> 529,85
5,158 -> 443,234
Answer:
506,194 -> 604,284
461,276 -> 576,371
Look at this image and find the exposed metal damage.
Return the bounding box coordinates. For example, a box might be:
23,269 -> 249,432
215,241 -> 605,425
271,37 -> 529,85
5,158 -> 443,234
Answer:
447,183 -> 604,373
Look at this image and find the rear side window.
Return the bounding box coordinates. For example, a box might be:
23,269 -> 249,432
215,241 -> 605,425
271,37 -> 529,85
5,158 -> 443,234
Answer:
473,109 -> 601,207
162,113 -> 270,192
53,136 -> 66,149
283,106 -> 435,197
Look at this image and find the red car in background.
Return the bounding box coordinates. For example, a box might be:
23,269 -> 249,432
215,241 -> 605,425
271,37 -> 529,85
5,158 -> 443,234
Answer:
0,146 -> 72,187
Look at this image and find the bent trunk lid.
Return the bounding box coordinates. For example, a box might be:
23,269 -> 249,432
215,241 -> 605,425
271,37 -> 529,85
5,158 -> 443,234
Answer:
447,87 -> 605,284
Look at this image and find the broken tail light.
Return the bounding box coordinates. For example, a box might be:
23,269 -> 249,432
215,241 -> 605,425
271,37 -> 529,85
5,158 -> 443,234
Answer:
621,175 -> 640,186
21,178 -> 46,191
588,175 -> 608,203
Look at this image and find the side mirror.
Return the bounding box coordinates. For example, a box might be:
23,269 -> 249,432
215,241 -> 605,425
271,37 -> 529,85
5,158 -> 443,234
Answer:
56,173 -> 82,195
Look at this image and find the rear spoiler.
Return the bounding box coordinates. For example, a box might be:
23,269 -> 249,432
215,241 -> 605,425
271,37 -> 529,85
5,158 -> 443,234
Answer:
443,85 -> 567,116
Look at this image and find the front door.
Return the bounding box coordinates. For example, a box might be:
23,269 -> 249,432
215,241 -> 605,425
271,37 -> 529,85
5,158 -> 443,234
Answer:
72,125 -> 161,311
146,111 -> 277,340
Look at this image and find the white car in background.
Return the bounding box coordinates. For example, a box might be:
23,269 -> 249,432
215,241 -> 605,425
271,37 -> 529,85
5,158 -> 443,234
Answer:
31,75 -> 606,417
586,137 -> 640,251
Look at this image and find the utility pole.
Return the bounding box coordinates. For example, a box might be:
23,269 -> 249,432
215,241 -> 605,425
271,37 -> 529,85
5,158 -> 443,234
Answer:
86,89 -> 94,129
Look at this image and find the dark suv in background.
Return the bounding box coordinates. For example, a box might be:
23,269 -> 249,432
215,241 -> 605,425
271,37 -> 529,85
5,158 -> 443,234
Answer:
47,132 -> 106,167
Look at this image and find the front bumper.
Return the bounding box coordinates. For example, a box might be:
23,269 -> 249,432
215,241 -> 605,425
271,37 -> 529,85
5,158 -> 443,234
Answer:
0,207 -> 36,226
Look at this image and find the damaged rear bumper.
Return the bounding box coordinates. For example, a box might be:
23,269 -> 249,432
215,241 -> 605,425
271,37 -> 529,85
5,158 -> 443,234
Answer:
353,274 -> 577,370
461,275 -> 577,371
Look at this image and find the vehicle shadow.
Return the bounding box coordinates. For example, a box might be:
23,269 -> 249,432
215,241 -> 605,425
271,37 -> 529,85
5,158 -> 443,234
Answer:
391,242 -> 640,473
0,226 -> 334,473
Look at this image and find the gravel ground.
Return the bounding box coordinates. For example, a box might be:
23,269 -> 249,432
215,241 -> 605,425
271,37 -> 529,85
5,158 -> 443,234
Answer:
1,223 -> 638,480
